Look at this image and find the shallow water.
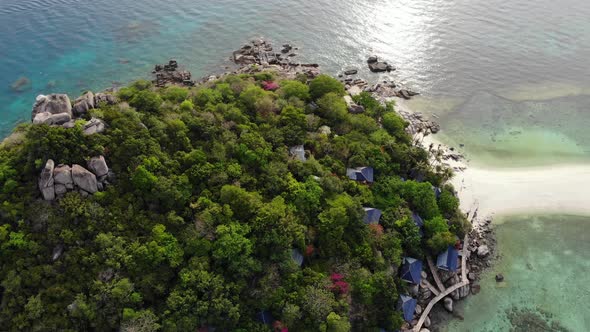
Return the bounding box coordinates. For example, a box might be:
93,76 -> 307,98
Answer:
445,215 -> 590,331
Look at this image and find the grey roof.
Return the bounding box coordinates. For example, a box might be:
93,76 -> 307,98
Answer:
363,207 -> 382,224
346,166 -> 374,183
291,248 -> 304,267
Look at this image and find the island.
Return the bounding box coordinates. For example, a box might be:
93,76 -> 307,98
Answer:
0,40 -> 492,332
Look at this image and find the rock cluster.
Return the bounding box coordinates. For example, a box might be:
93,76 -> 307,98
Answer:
32,94 -> 73,125
153,60 -> 194,87
396,109 -> 441,136
367,56 -> 395,72
31,92 -> 116,134
38,156 -> 113,201
231,40 -> 321,79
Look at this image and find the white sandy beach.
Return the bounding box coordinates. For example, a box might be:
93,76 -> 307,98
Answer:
395,98 -> 590,222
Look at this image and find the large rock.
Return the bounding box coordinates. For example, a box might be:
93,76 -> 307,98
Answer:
477,245 -> 490,258
39,159 -> 55,201
72,164 -> 98,193
53,164 -> 73,189
94,93 -> 117,106
32,94 -> 72,120
443,297 -> 453,312
73,91 -> 95,116
87,156 -> 108,178
424,315 -> 431,328
369,61 -> 394,73
83,118 -> 106,135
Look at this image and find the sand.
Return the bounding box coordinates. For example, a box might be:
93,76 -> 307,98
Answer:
394,98 -> 590,222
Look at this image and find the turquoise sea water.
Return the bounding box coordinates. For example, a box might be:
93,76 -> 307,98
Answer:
2,0 -> 590,330
445,215 -> 590,331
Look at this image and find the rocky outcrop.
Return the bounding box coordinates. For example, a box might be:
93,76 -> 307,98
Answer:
88,156 -> 108,178
477,244 -> 490,258
38,159 -> 55,201
53,164 -> 73,195
72,164 -> 98,194
94,92 -> 117,106
83,118 -> 106,135
367,56 -> 395,73
32,94 -> 73,125
73,91 -> 95,116
40,156 -> 112,200
153,60 -> 194,87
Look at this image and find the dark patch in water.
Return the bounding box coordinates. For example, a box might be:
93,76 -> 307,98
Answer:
506,306 -> 570,332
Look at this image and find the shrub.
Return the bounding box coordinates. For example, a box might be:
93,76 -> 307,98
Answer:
162,86 -> 189,103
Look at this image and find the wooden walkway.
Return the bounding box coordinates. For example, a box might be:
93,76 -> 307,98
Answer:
426,256 -> 446,293
413,234 -> 470,332
421,279 -> 440,296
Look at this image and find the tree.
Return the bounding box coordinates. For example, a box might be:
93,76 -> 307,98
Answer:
316,93 -> 348,125
326,312 -> 351,332
280,105 -> 307,146
279,80 -> 310,101
130,90 -> 163,113
424,216 -> 455,252
309,75 -> 345,100
212,223 -> 258,277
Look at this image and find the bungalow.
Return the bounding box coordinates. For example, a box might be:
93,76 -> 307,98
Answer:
257,310 -> 274,325
400,257 -> 423,284
412,212 -> 425,236
397,295 -> 417,322
432,186 -> 442,199
291,248 -> 304,267
411,212 -> 424,228
363,207 -> 382,225
289,145 -> 306,162
346,167 -> 374,183
436,246 -> 459,272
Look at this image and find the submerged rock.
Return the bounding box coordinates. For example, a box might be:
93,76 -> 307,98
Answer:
496,273 -> 504,282
444,297 -> 454,312
11,76 -> 32,92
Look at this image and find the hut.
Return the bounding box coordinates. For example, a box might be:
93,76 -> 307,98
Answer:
433,186 -> 442,199
363,207 -> 382,225
412,212 -> 425,237
291,248 -> 304,267
397,295 -> 417,322
436,246 -> 459,272
257,310 -> 274,325
400,257 -> 423,284
346,166 -> 374,183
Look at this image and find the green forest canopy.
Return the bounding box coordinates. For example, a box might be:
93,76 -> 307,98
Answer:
0,71 -> 470,331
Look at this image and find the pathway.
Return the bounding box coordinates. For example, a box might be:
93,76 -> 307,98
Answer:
413,234 -> 470,332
